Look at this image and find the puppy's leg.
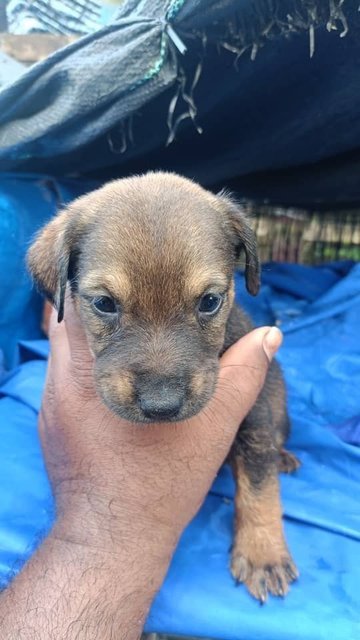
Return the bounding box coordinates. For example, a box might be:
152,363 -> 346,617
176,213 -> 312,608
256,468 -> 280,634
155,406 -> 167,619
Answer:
224,304 -> 299,599
229,409 -> 298,602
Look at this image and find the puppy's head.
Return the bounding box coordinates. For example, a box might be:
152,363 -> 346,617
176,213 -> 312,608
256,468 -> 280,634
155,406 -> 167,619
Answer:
28,172 -> 259,423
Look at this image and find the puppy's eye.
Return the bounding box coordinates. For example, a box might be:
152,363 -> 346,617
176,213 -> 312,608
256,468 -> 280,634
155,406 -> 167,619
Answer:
92,296 -> 117,314
198,293 -> 223,316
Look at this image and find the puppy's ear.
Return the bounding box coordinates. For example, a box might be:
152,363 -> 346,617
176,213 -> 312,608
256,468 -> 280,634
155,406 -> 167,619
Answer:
27,206 -> 84,322
216,191 -> 260,296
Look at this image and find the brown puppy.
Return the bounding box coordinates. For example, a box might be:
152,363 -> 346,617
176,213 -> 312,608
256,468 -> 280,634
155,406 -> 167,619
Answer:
28,172 -> 300,602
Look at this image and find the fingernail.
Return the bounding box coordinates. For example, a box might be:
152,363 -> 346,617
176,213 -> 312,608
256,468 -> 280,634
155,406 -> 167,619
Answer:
263,327 -> 283,361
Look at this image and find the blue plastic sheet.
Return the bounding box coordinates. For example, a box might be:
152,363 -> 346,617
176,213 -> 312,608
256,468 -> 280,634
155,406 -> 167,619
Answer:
0,262 -> 359,639
0,173 -> 97,371
0,174 -> 54,370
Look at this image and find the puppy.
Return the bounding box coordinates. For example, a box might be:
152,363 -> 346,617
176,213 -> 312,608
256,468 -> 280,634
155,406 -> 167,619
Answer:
28,172 -> 300,602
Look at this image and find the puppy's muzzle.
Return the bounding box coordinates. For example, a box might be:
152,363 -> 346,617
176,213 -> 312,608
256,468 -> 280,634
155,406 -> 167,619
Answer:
135,375 -> 186,421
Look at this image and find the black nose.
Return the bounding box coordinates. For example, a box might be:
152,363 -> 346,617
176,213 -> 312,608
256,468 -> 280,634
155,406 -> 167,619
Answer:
138,384 -> 185,421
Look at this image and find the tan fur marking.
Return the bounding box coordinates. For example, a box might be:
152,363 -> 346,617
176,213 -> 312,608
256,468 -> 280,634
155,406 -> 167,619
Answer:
190,371 -> 207,396
233,459 -> 286,560
106,372 -> 134,405
80,271 -> 132,302
185,269 -> 229,299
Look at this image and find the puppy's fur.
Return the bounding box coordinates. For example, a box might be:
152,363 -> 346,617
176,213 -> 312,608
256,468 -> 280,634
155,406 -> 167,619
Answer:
28,172 -> 300,601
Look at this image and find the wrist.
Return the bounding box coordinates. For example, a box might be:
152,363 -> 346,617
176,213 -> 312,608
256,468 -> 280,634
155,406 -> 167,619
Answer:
3,518 -> 172,640
51,510 -> 176,623
53,488 -> 179,570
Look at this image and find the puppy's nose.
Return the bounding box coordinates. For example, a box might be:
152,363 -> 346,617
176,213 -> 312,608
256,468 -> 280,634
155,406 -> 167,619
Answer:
138,384 -> 185,421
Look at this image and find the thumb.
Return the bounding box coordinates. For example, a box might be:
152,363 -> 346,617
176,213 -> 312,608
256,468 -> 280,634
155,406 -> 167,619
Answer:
209,326 -> 283,434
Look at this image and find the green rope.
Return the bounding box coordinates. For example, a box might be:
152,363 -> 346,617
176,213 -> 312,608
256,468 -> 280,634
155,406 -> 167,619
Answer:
166,0 -> 187,22
136,0 -> 188,85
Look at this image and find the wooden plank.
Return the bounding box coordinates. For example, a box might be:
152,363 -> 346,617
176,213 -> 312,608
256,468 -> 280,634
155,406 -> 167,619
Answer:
0,33 -> 78,63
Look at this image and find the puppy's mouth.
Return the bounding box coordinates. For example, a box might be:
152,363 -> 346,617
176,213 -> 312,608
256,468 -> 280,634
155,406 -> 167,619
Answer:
102,401 -> 207,424
95,370 -> 218,425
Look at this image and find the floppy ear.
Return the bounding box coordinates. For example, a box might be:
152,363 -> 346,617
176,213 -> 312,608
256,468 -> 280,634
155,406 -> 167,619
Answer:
27,206 -> 84,322
216,191 -> 260,296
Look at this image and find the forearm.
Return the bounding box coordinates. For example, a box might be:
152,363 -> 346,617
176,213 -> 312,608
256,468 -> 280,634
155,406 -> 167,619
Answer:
0,516 -> 175,640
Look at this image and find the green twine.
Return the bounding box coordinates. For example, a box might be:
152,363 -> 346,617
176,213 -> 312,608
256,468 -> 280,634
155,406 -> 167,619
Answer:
139,0 -> 188,84
166,0 -> 187,22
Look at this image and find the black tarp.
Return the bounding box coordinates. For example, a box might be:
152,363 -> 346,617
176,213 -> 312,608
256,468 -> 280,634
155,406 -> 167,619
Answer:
1,0 -> 360,205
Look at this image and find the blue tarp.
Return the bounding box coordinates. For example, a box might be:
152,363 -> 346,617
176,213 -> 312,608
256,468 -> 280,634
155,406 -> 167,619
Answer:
0,173 -> 96,370
1,260 -> 359,639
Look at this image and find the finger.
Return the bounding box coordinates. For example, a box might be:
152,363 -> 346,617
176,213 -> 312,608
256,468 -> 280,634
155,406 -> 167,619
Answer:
209,326 -> 283,432
47,305 -> 71,368
261,326 -> 283,362
63,290 -> 93,368
48,304 -> 59,338
220,326 -> 282,371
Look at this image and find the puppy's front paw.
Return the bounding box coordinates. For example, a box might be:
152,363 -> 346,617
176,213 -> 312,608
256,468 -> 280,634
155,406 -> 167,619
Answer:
231,546 -> 298,603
